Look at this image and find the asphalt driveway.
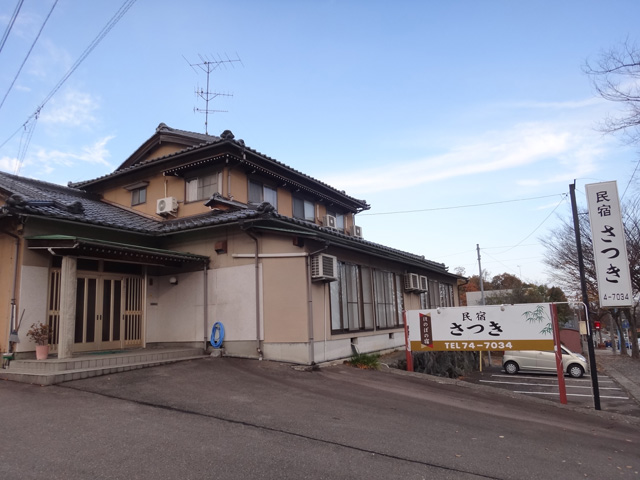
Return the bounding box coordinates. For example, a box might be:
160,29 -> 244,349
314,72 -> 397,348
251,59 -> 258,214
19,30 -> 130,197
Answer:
1,357 -> 639,480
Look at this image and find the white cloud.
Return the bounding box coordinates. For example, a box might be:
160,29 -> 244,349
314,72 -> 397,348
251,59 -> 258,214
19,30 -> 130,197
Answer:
40,90 -> 100,127
325,122 -> 584,195
20,136 -> 114,179
324,97 -> 619,196
0,156 -> 20,174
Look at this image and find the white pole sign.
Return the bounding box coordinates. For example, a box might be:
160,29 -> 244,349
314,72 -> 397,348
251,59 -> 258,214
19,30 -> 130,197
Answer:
585,181 -> 633,307
406,304 -> 554,352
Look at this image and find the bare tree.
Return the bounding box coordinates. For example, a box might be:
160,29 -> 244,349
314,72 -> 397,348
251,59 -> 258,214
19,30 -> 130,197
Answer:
584,40 -> 640,144
542,204 -> 640,359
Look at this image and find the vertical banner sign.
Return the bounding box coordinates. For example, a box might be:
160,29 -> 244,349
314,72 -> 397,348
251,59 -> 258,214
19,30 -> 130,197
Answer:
585,181 -> 633,307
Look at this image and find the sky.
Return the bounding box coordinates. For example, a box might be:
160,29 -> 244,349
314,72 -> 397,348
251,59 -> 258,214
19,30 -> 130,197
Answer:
1,0 -> 640,287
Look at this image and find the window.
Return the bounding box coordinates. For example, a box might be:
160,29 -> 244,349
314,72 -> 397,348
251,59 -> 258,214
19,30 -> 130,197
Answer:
422,280 -> 454,308
186,173 -> 220,202
248,179 -> 278,210
327,209 -> 345,231
293,197 -> 315,221
330,262 -> 401,333
131,187 -> 146,206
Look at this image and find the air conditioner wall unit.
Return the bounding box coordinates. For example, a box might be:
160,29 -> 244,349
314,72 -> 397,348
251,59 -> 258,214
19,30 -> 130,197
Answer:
323,215 -> 337,230
404,273 -> 420,291
311,253 -> 338,282
350,225 -> 363,238
156,196 -> 178,215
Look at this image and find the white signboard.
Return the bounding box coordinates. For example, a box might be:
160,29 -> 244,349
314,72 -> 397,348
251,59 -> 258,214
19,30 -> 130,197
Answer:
585,181 -> 634,307
406,304 -> 554,352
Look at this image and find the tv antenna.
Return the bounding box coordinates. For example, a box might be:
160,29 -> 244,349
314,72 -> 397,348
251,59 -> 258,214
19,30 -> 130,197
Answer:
184,53 -> 243,135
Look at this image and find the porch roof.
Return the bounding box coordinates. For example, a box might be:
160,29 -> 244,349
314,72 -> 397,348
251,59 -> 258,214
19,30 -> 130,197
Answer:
26,235 -> 209,269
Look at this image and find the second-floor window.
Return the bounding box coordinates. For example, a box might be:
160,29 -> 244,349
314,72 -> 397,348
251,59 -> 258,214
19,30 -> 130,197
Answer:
186,172 -> 219,202
249,180 -> 277,210
293,197 -> 315,221
327,209 -> 345,232
131,187 -> 146,206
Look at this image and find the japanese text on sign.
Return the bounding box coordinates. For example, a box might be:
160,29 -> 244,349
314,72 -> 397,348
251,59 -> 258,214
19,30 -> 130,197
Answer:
586,182 -> 633,307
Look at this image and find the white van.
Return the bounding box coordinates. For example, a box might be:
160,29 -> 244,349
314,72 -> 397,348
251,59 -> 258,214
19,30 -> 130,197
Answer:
502,346 -> 588,378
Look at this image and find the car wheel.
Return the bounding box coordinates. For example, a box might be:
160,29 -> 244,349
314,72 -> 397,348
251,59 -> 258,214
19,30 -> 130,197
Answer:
504,361 -> 519,375
567,364 -> 584,378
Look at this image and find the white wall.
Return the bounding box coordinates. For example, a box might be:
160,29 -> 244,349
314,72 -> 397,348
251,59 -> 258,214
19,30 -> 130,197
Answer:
15,265 -> 49,352
146,264 -> 261,345
208,263 -> 261,342
146,271 -> 203,343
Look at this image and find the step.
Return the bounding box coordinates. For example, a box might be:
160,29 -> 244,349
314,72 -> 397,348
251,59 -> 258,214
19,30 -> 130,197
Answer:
0,348 -> 206,386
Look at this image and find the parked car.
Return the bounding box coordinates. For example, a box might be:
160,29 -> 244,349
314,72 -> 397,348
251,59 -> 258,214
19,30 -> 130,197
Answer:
502,346 -> 588,378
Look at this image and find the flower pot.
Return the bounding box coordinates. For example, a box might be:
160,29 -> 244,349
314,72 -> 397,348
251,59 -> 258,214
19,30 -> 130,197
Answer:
35,345 -> 50,360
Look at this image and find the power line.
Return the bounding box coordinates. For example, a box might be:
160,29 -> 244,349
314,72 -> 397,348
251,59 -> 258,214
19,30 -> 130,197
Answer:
358,193 -> 567,216
0,0 -> 137,166
491,194 -> 569,255
0,0 -> 59,113
0,0 -> 24,55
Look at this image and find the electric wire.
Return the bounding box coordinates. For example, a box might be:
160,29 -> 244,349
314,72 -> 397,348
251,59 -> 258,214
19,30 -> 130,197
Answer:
0,0 -> 58,112
0,0 -> 137,169
0,0 -> 24,55
358,193 -> 566,216
490,193 -> 569,255
620,152 -> 640,201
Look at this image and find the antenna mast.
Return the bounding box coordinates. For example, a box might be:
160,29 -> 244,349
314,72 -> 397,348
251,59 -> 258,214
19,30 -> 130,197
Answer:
184,53 -> 242,135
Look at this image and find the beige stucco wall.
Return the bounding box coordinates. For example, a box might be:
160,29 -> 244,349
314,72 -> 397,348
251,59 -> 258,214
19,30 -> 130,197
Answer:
261,256 -> 308,343
96,164 -> 357,233
0,233 -> 17,351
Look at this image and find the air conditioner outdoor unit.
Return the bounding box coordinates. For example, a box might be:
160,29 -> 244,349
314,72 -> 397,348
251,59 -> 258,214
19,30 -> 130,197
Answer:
156,197 -> 178,215
323,215 -> 337,230
404,273 -> 420,292
350,225 -> 363,238
419,275 -> 429,292
311,253 -> 338,282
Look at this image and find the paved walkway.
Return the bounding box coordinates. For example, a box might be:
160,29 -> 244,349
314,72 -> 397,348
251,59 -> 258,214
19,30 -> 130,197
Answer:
594,348 -> 640,407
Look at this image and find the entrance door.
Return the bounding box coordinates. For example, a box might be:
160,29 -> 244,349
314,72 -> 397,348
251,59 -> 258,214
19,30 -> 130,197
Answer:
74,276 -> 124,352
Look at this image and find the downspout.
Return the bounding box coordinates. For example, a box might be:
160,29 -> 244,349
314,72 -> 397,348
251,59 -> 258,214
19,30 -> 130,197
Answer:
203,262 -> 208,351
243,228 -> 263,360
306,243 -> 329,366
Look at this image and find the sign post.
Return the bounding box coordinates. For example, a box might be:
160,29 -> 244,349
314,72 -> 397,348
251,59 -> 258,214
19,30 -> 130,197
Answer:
550,304 -> 567,404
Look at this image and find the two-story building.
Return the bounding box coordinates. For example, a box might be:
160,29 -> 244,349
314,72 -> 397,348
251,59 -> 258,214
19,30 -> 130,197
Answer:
0,123 -> 460,364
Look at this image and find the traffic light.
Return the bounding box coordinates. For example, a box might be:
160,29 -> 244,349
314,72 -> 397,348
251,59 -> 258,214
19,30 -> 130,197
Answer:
594,320 -> 601,330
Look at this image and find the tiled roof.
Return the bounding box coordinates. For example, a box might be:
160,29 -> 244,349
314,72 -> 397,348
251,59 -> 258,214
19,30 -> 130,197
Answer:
0,172 -> 160,233
69,124 -> 369,210
0,171 -> 449,274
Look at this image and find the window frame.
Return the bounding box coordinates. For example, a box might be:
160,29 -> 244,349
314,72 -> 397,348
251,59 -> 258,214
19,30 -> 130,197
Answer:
330,262 -> 403,334
326,209 -> 345,232
131,187 -> 146,206
293,196 -> 315,222
248,179 -> 278,210
185,171 -> 221,203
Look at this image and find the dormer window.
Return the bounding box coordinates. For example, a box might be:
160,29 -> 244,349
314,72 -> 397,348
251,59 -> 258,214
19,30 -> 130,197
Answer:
249,179 -> 278,210
186,172 -> 221,202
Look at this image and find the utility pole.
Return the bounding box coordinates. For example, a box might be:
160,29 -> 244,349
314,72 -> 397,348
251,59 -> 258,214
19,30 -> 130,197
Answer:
184,53 -> 242,135
569,181 -> 601,410
477,244 -> 485,305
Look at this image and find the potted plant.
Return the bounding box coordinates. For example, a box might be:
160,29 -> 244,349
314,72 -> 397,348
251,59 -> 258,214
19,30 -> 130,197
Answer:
26,322 -> 50,360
